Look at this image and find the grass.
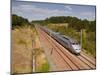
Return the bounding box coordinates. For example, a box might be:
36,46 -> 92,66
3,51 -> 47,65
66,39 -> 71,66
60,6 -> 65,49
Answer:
36,61 -> 50,72
12,26 -> 35,74
34,48 -> 50,72
12,25 -> 50,74
18,39 -> 27,44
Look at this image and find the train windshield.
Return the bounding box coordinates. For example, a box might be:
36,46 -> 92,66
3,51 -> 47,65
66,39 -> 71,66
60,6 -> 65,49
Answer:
72,42 -> 79,45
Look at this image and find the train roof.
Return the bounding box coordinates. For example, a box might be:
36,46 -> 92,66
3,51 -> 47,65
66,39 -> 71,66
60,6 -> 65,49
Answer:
43,27 -> 78,44
62,35 -> 78,43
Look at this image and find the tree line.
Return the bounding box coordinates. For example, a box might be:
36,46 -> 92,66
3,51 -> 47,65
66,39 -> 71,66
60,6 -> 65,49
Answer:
12,14 -> 96,32
32,16 -> 96,32
44,16 -> 96,32
12,14 -> 30,29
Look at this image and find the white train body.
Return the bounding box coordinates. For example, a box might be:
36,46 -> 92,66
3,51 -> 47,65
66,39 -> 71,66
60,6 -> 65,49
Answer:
41,26 -> 81,54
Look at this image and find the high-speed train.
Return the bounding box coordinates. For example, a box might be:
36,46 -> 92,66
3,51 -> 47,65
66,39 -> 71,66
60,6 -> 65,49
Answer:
40,26 -> 81,55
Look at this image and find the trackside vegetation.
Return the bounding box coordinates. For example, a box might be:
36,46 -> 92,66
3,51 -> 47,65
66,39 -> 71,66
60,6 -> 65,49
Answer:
32,16 -> 96,57
12,14 -> 50,74
12,14 -> 30,29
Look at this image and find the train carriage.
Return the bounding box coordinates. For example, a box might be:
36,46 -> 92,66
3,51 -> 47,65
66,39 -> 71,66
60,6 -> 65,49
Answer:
41,26 -> 81,55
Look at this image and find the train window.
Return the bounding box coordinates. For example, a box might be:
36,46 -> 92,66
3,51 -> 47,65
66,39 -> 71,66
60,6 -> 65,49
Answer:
63,37 -> 69,40
72,43 -> 75,45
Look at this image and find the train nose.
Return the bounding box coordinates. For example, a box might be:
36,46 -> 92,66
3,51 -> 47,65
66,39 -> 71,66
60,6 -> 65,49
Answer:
72,45 -> 81,53
76,49 -> 81,53
72,45 -> 80,49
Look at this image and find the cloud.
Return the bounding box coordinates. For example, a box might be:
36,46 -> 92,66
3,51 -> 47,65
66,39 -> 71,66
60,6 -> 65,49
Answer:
79,12 -> 95,20
81,12 -> 95,16
12,4 -> 70,14
64,6 -> 72,10
12,4 -> 71,21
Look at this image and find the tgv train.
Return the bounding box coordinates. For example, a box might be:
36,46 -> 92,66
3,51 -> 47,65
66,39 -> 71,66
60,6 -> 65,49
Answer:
41,26 -> 81,55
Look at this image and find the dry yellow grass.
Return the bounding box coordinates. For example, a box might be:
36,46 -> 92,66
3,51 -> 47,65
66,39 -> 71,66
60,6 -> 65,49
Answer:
12,26 -> 35,74
12,26 -> 49,74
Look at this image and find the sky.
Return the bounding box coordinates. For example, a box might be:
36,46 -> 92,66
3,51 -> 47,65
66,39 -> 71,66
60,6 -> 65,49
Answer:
12,0 -> 96,21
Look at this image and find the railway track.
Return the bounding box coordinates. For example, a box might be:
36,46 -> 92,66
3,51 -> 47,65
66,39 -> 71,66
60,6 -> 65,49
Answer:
36,26 -> 96,71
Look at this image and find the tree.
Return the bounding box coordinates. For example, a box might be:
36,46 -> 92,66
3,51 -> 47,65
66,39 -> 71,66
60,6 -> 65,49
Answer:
12,14 -> 29,29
